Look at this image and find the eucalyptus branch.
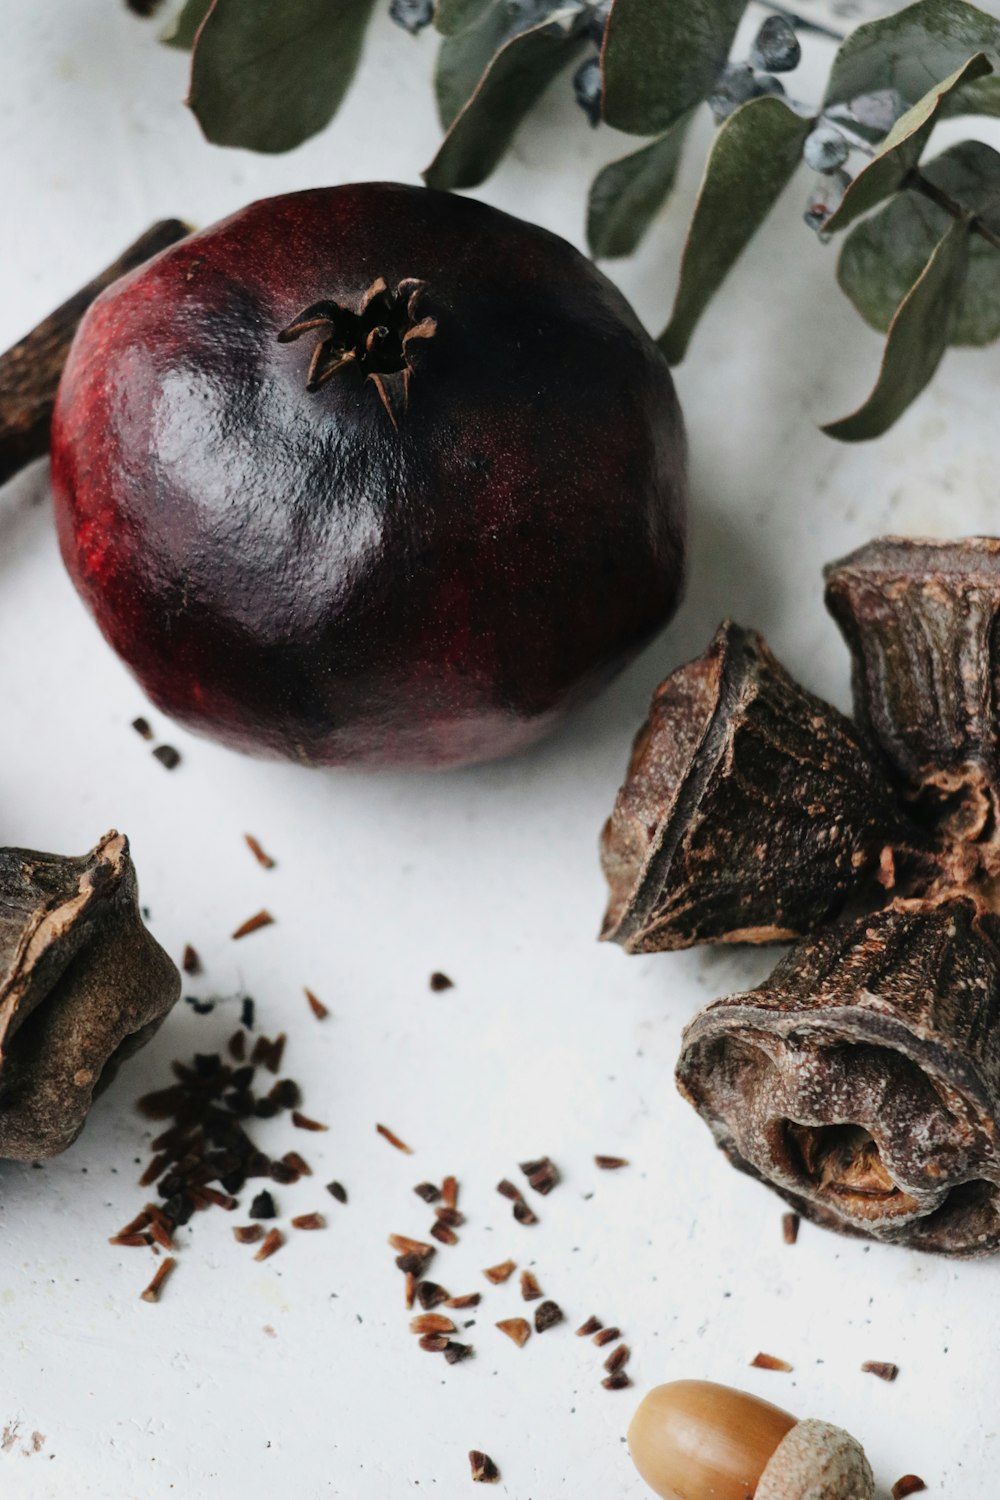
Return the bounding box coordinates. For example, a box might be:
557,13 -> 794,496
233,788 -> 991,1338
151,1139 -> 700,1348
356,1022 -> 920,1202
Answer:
907,167 -> 1000,253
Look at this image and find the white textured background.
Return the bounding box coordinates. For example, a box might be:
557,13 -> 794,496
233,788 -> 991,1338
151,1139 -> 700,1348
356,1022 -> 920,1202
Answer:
2,3 -> 1000,1496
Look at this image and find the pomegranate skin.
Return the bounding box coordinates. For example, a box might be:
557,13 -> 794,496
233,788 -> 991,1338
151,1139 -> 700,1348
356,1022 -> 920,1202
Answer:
51,184 -> 687,769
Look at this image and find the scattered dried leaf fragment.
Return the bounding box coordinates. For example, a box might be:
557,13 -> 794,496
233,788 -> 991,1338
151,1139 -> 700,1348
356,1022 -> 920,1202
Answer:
483,1259 -> 516,1284
496,1317 -> 531,1348
862,1360 -> 898,1382
231,909 -> 274,940
469,1450 -> 499,1483
534,1300 -> 563,1333
244,833 -> 276,869
377,1123 -> 413,1153
751,1352 -> 793,1372
891,1477 -> 928,1498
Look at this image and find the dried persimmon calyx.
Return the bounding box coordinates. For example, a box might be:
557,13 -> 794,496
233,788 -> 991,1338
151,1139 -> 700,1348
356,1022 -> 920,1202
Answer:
599,621 -> 916,953
676,896 -> 1000,1257
0,830 -> 180,1160
824,536 -> 1000,840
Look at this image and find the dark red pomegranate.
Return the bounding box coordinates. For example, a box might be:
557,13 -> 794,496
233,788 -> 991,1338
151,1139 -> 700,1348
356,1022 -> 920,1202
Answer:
51,184 -> 687,769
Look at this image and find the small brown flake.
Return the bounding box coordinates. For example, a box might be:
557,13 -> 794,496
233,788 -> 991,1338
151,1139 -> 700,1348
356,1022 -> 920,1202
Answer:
594,1155 -> 629,1170
429,972 -> 454,992
419,1333 -> 450,1352
254,1228 -> 284,1262
862,1360 -> 899,1382
496,1179 -> 524,1203
604,1343 -> 630,1374
446,1292 -> 481,1309
410,1313 -> 456,1336
444,1340 -> 473,1364
326,1181 -> 348,1204
782,1212 -> 801,1245
891,1478 -> 928,1499
377,1122 -> 413,1154
390,1233 -> 435,1258
231,910 -> 274,941
405,1272 -> 416,1310
249,1190 -> 277,1220
751,1352 -> 793,1372
396,1250 -> 434,1277
414,1181 -> 441,1203
431,1220 -> 459,1246
228,1029 -> 247,1062
292,1111 -> 328,1132
593,1326 -> 621,1347
250,1032 -> 287,1073
140,1257 -> 176,1302
138,1154 -> 167,1188
513,1201 -> 539,1226
442,1175 -> 459,1209
435,1206 -> 465,1228
181,944 -> 201,976
291,1212 -> 325,1230
520,1156 -> 559,1195
132,716 -> 153,740
520,1270 -> 542,1301
148,1219 -> 175,1251
534,1300 -> 563,1333
111,1209 -> 151,1242
576,1315 -> 603,1337
282,1151 -> 311,1176
496,1317 -> 531,1348
602,1371 -> 633,1391
416,1281 -> 450,1309
152,744 -> 181,770
483,1259 -> 516,1284
111,1231 -> 152,1248
304,987 -> 329,1020
469,1451 -> 499,1484
244,833 -> 276,869
233,1224 -> 264,1244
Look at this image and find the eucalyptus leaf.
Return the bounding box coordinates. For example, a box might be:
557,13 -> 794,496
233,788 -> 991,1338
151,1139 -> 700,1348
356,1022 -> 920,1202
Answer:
161,0 -> 211,49
435,0 -> 532,128
659,96 -> 810,364
824,214 -> 971,441
434,0 -> 498,36
602,0 -> 747,136
424,10 -> 586,190
839,141 -> 1000,345
824,52 -> 992,233
587,114 -> 693,259
823,0 -> 1000,119
188,0 -> 377,154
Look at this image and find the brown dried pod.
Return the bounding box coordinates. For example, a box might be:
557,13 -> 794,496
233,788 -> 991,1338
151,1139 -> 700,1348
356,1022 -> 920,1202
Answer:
825,537 -> 1000,836
678,897 -> 1000,1256
600,622 -> 910,952
0,831 -> 180,1159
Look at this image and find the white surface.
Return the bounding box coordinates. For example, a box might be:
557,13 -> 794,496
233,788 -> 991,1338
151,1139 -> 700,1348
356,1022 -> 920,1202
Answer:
3,5 -> 1000,1497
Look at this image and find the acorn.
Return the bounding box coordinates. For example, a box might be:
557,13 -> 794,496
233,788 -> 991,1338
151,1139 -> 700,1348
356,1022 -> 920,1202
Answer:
628,1381 -> 874,1500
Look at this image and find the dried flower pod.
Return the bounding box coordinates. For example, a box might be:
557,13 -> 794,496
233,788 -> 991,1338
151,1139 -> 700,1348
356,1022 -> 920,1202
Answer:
825,537 -> 1000,835
0,831 -> 179,1159
600,622 -> 910,952
678,897 -> 1000,1256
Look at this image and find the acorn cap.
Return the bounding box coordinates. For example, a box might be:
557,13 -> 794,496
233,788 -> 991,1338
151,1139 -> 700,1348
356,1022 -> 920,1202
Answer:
757,1418 -> 875,1500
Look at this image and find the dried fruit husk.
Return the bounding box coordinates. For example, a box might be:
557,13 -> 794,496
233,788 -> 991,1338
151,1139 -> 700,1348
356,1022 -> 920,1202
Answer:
0,831 -> 180,1158
677,896 -> 1000,1256
600,621 -> 915,952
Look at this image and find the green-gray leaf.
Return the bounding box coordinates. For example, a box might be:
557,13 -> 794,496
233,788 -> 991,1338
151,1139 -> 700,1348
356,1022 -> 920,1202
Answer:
435,2 -> 523,128
188,0 -> 377,154
825,52 -> 991,233
839,141 -> 1000,345
434,0 -> 495,37
824,214 -> 971,440
659,96 -> 810,364
424,11 -> 585,190
587,114 -> 693,259
161,0 -> 211,49
602,0 -> 747,136
823,0 -> 1000,119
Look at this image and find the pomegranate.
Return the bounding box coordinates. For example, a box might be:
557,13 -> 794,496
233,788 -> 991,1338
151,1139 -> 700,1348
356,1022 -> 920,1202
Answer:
51,185 -> 687,769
